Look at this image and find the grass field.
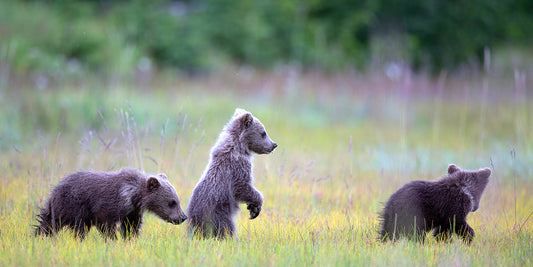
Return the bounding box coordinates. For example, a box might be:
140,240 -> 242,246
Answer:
0,69 -> 532,266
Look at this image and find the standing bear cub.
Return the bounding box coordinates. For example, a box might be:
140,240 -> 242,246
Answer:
35,168 -> 187,239
187,108 -> 277,239
379,164 -> 490,243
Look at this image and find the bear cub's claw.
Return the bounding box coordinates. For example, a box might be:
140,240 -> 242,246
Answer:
247,204 -> 261,219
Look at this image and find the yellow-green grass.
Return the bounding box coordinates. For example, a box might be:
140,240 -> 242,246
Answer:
0,72 -> 532,266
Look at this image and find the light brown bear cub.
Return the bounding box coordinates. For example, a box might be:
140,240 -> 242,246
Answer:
187,108 -> 277,239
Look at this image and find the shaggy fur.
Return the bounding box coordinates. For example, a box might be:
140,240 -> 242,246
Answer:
187,108 -> 277,239
379,164 -> 490,243
35,168 -> 187,239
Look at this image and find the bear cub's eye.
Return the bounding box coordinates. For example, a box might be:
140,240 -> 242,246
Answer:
261,132 -> 266,138
168,200 -> 177,208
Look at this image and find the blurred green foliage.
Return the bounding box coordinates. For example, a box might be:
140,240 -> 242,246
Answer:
0,0 -> 532,74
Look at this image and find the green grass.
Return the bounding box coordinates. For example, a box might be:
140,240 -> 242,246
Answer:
0,71 -> 532,266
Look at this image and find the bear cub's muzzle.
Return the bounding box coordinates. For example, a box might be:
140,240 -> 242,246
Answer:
267,142 -> 278,153
170,215 -> 188,225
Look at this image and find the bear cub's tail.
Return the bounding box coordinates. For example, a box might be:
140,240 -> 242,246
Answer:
34,202 -> 54,236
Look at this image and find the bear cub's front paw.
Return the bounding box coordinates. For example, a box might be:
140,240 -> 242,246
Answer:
247,204 -> 262,219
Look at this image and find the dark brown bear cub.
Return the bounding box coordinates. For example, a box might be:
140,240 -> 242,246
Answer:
35,168 -> 187,239
379,164 -> 490,243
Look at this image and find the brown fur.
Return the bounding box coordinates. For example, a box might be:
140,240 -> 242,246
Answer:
187,108 -> 277,239
378,164 -> 491,243
35,168 -> 187,240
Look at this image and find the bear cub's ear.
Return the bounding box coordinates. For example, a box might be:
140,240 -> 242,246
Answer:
233,108 -> 253,129
240,113 -> 253,128
448,164 -> 461,174
233,108 -> 248,118
478,168 -> 491,178
148,176 -> 161,191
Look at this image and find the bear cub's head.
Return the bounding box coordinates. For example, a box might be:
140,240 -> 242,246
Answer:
232,108 -> 277,154
145,173 -> 188,224
447,164 -> 491,212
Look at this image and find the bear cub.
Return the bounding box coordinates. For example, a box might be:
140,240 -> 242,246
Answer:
379,164 -> 490,243
35,168 -> 187,239
187,108 -> 277,239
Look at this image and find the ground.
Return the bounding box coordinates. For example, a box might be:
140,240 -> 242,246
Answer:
0,69 -> 532,266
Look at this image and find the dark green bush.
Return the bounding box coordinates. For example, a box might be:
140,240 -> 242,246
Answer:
0,0 -> 532,74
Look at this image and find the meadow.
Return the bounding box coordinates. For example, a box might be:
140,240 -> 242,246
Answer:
0,68 -> 532,266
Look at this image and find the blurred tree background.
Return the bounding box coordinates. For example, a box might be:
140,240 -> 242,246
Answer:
1,0 -> 532,77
